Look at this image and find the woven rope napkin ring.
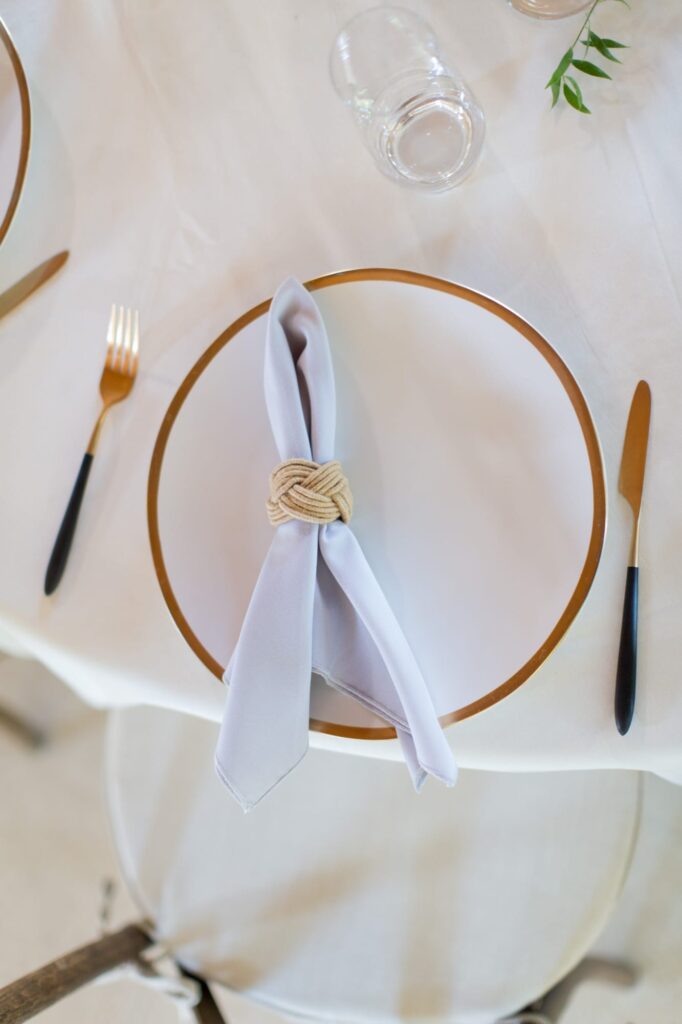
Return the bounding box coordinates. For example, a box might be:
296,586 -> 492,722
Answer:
267,458 -> 353,526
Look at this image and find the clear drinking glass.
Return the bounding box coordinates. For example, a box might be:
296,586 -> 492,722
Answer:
330,7 -> 485,192
508,0 -> 592,18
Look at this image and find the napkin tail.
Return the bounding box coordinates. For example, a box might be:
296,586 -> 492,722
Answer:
215,747 -> 308,814
397,728 -> 427,793
215,521 -> 318,811
320,522 -> 457,789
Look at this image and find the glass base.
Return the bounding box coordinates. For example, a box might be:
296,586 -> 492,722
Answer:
372,75 -> 485,192
509,0 -> 592,18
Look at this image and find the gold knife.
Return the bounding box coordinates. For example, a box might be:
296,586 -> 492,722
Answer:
0,251 -> 69,321
615,379 -> 651,735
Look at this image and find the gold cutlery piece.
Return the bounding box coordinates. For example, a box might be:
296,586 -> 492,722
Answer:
0,251 -> 68,321
615,379 -> 651,735
44,305 -> 140,595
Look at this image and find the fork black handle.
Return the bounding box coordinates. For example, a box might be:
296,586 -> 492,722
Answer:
615,565 -> 638,735
44,453 -> 94,595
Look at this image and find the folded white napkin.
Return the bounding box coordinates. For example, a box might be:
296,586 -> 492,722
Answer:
215,279 -> 457,809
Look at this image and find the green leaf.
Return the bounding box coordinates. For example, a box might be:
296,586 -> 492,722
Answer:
546,48 -> 574,88
563,81 -> 591,114
564,75 -> 584,106
550,78 -> 561,108
584,31 -> 622,62
599,38 -> 629,48
572,59 -> 612,79
593,42 -> 621,62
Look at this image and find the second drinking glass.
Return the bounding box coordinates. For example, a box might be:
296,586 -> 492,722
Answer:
330,7 -> 485,192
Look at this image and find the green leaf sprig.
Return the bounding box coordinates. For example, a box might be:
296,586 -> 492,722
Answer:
546,0 -> 629,115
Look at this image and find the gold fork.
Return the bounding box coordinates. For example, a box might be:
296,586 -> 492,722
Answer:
44,305 -> 140,595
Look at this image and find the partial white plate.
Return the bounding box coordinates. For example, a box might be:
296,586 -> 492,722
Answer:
149,269 -> 605,738
0,18 -> 30,248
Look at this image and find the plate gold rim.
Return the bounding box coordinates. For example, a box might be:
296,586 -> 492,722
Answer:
148,268 -> 606,740
0,17 -> 31,248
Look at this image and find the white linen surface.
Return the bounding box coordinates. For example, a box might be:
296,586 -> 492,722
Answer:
216,279 -> 456,808
0,0 -> 680,780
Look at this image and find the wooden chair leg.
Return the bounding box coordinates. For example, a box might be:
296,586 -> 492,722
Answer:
0,923 -> 152,1024
181,969 -> 230,1024
0,706 -> 46,749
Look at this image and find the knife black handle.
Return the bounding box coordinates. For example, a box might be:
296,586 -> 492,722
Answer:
615,565 -> 638,735
44,453 -> 94,596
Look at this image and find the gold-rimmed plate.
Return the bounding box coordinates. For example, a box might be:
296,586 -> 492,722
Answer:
0,17 -> 30,248
148,269 -> 606,739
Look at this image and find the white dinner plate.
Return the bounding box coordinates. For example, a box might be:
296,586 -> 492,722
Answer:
0,18 -> 30,247
149,269 -> 605,738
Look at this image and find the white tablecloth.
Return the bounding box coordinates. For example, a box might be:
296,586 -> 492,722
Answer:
1,0 -> 680,780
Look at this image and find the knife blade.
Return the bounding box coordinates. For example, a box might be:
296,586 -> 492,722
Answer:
0,250 -> 69,321
615,379 -> 651,735
619,380 -> 651,526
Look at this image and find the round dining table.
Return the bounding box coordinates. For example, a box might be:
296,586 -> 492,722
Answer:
0,0 -> 680,782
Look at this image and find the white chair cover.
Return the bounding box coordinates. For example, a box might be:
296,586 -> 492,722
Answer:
107,707 -> 639,1024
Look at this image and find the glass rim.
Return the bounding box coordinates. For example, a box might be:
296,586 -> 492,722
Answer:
331,4 -> 435,37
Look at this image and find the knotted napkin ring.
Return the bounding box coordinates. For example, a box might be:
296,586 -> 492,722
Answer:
267,458 -> 353,526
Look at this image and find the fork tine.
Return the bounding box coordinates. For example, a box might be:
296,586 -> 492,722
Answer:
105,304 -> 117,368
131,309 -> 140,377
122,307 -> 132,375
113,305 -> 124,371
